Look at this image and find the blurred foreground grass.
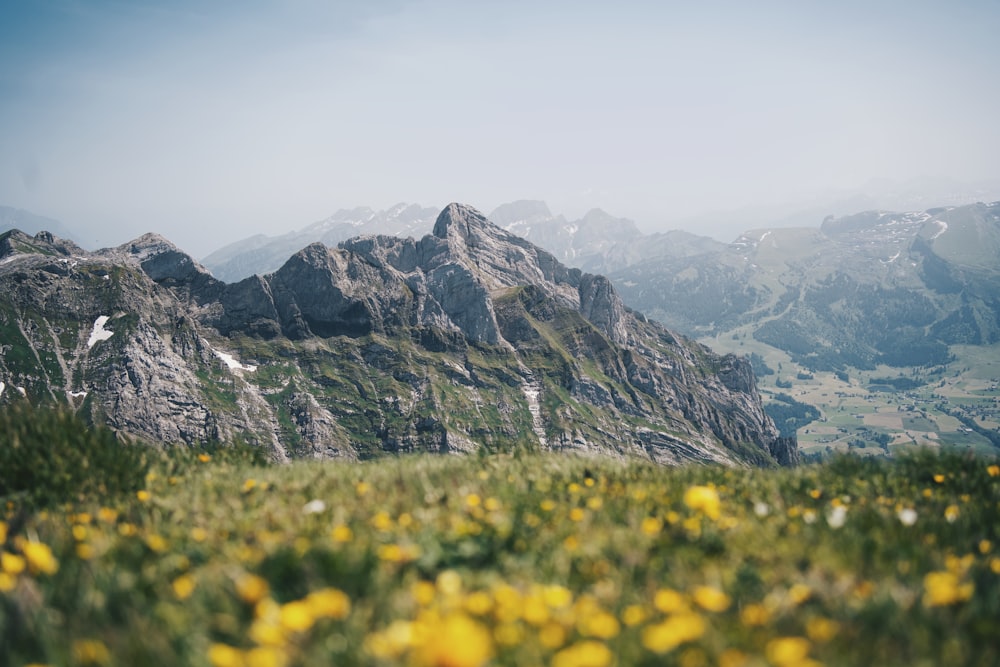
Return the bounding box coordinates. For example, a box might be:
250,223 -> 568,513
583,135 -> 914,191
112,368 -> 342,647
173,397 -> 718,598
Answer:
2,448 -> 999,666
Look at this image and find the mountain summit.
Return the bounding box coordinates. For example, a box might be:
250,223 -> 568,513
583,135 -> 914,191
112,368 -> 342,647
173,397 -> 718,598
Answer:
0,205 -> 796,466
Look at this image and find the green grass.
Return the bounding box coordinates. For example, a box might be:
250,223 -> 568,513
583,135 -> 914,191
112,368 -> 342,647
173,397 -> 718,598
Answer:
2,449 -> 999,666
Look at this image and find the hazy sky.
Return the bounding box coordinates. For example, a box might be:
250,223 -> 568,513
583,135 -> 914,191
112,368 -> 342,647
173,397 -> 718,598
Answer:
2,0 -> 999,256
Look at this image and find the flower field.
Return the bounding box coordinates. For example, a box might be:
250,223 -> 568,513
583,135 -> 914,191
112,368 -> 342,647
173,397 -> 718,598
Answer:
2,450 -> 999,666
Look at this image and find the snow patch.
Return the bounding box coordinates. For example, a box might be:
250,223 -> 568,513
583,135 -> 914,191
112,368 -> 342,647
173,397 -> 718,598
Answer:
87,316 -> 114,348
759,230 -> 772,243
16,386 -> 26,397
70,390 -> 88,398
0,381 -> 5,397
213,349 -> 257,373
929,220 -> 948,240
881,251 -> 901,264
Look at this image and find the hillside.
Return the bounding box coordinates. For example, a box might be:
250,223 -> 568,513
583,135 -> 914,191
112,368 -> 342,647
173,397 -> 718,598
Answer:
0,204 -> 794,466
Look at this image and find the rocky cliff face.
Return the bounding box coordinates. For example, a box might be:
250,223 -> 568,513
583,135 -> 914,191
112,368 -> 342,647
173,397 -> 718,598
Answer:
0,205 -> 797,466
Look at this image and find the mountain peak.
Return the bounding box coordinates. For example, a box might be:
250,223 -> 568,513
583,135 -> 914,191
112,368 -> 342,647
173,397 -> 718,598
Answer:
432,202 -> 493,242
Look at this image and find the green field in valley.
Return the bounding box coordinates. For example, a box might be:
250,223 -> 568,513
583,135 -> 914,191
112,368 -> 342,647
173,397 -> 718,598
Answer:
3,441 -> 1000,667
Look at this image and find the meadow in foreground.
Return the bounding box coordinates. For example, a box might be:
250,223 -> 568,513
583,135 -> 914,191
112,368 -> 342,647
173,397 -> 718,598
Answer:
2,439 -> 999,667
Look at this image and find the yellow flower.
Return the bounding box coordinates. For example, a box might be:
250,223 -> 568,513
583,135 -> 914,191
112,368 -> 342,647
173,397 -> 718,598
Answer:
789,583 -> 812,606
765,637 -> 812,667
683,485 -> 721,520
73,639 -> 111,665
933,474 -> 945,483
923,571 -> 974,607
641,613 -> 706,654
988,464 -> 1000,477
719,649 -> 748,667
145,534 -> 167,552
691,585 -> 731,612
653,588 -> 689,614
415,613 -> 493,667
280,600 -> 315,633
944,505 -> 960,523
191,527 -> 209,542
465,493 -> 481,508
208,643 -> 244,667
622,604 -> 647,626
739,603 -> 770,626
172,574 -> 196,600
306,587 -> 351,620
331,524 -> 354,543
136,489 -> 151,502
0,521 -> 6,543
198,453 -> 212,462
0,572 -> 16,592
236,574 -> 270,604
245,646 -> 288,667
242,479 -> 257,493
552,640 -> 613,667
463,590 -> 494,616
569,507 -> 587,522
1,551 -> 26,575
581,610 -> 620,639
22,541 -> 59,575
806,616 -> 840,643
641,517 -> 662,536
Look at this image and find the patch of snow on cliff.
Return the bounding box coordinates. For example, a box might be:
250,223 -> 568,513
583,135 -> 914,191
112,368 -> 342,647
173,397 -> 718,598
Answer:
213,349 -> 257,373
70,390 -> 88,398
929,220 -> 949,240
87,316 -> 114,348
0,381 -> 5,397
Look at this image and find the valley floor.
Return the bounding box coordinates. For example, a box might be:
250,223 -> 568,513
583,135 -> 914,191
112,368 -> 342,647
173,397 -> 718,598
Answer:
2,451 -> 999,666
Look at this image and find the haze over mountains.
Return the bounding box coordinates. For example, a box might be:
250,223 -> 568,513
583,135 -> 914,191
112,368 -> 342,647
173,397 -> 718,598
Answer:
0,204 -> 795,466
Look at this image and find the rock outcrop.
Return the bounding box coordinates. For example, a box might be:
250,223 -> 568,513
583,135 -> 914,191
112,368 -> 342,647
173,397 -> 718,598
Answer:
0,205 -> 797,466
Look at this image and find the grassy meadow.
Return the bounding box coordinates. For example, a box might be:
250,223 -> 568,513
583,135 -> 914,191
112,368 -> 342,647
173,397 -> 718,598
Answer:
3,433 -> 1000,667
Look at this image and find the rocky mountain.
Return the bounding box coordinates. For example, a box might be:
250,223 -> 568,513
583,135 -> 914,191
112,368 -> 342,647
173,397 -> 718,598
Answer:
1,205 -> 83,246
611,202 -> 1000,371
202,200 -> 722,283
201,203 -> 441,283
0,204 -> 796,466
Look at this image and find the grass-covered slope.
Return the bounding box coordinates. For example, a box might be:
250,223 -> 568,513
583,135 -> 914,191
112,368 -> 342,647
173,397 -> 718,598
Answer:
2,449 -> 998,666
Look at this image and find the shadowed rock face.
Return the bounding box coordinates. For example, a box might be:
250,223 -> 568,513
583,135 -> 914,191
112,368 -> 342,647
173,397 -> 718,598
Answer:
0,208 -> 798,467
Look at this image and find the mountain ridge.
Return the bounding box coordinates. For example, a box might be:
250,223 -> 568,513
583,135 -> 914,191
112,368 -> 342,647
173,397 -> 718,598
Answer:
0,204 -> 795,467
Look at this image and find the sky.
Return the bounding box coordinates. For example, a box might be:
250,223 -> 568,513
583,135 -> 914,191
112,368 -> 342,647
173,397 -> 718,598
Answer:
2,0 -> 1000,257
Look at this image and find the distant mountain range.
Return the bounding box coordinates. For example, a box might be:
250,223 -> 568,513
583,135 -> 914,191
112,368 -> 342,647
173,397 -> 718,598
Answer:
612,202 -> 1000,371
0,206 -> 794,466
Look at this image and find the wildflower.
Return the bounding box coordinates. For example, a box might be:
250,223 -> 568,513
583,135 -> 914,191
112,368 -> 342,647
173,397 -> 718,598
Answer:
371,511 -> 393,531
641,517 -> 662,535
437,570 -> 463,596
73,639 -> 111,665
923,571 -> 974,607
692,585 -> 731,612
653,588 -> 688,614
642,613 -> 706,653
0,520 -> 6,543
806,616 -> 840,643
22,541 -> 59,575
463,591 -> 493,616
933,474 -> 945,484
191,526 -> 209,542
622,604 -> 647,626
719,649 -> 749,667
355,481 -> 370,496
331,524 -> 354,543
302,499 -> 326,514
539,622 -> 567,649
415,613 -> 493,667
569,508 -> 587,522
1,551 -> 26,575
897,508 -> 918,526
280,600 -> 315,633
765,637 -> 811,667
684,485 -> 721,520
944,505 -> 960,523
242,479 -> 257,493
826,505 -> 848,529
552,640 -> 613,667
136,490 -> 151,502
198,453 -> 211,462
236,574 -> 270,605
543,585 -> 573,609
145,534 -> 167,552
0,572 -> 15,592
306,587 -> 351,619
739,603 -> 770,626
988,464 -> 1000,477
581,610 -> 620,639
172,574 -> 196,600
788,583 -> 812,606
245,646 -> 288,667
753,502 -> 770,517
208,643 -> 244,667
465,493 -> 481,508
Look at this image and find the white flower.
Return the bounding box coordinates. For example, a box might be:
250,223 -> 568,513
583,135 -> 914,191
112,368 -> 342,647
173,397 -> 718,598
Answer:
897,508 -> 918,526
302,499 -> 327,515
754,502 -> 771,517
802,510 -> 817,525
826,505 -> 847,529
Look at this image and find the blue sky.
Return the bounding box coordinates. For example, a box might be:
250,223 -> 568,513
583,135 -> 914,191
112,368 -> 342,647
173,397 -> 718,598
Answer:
2,1 -> 999,255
